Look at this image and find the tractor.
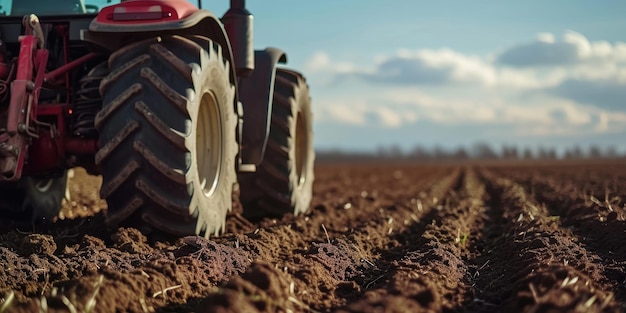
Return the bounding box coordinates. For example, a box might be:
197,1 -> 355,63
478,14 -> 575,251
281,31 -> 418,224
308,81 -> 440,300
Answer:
0,0 -> 315,237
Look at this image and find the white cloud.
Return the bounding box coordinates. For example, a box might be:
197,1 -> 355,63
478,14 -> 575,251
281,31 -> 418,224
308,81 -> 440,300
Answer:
375,106 -> 418,128
324,102 -> 368,126
497,30 -> 626,67
549,78 -> 626,111
305,30 -> 626,111
343,31 -> 624,88
594,111 -> 626,133
385,90 -> 498,124
496,31 -> 580,67
386,90 -> 557,127
305,48 -> 563,89
304,51 -> 330,72
317,100 -> 419,129
306,31 -> 626,143
315,86 -> 626,137
536,33 -> 555,44
336,48 -> 498,87
304,51 -> 355,74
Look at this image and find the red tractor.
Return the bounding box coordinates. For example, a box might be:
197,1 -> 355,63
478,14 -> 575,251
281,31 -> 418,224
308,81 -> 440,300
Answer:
0,0 -> 315,237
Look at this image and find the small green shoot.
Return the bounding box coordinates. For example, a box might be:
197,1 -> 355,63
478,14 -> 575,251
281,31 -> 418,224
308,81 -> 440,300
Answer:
460,233 -> 469,247
455,229 -> 469,247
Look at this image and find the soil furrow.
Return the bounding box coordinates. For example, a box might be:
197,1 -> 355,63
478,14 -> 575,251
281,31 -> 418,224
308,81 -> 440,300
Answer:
200,166 -> 461,312
500,167 -> 626,303
2,161 -> 626,312
466,168 -> 621,312
335,168 -> 495,312
0,165 -> 458,312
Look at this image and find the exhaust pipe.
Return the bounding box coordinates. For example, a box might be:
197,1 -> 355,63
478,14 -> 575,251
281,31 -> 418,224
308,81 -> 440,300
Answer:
222,0 -> 254,77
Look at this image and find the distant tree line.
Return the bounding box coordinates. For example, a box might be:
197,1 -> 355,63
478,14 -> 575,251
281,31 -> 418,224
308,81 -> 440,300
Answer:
316,143 -> 625,163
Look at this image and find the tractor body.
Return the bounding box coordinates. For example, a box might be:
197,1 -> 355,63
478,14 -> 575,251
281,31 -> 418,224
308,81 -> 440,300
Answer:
0,0 -> 315,236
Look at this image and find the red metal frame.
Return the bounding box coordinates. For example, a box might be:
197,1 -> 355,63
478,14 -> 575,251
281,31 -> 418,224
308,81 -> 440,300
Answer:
0,34 -> 43,180
44,52 -> 99,84
7,36 -> 40,134
0,21 -> 98,181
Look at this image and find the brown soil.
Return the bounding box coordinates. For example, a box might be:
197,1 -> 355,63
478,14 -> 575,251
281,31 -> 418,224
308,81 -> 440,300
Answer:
0,161 -> 625,312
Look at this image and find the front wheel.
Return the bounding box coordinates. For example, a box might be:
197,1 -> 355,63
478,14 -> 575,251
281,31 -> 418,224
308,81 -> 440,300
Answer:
0,171 -> 69,222
240,69 -> 315,218
96,36 -> 238,237
21,173 -> 70,220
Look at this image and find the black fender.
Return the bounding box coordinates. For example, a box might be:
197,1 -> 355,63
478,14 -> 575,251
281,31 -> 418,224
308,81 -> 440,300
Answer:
239,48 -> 287,166
82,10 -> 239,110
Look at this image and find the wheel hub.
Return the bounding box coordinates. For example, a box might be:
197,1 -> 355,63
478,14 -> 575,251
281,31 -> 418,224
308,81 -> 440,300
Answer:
294,112 -> 308,188
196,91 -> 222,197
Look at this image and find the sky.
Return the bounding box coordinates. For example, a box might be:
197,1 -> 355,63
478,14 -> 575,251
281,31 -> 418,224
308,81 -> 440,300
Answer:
203,2 -> 625,153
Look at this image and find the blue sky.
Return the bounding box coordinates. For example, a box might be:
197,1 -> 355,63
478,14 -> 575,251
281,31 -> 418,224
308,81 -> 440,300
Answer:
211,2 -> 625,152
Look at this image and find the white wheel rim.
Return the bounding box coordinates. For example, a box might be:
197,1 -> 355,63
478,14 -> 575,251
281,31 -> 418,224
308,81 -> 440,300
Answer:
294,112 -> 308,188
196,91 -> 222,197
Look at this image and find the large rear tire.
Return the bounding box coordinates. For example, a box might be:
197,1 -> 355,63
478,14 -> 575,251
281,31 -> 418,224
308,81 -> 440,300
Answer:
240,69 -> 315,218
95,36 -> 237,237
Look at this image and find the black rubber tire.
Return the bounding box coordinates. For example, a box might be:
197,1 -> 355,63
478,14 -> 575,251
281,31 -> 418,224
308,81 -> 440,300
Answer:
21,172 -> 69,221
240,69 -> 315,218
95,36 -> 237,237
0,171 -> 69,222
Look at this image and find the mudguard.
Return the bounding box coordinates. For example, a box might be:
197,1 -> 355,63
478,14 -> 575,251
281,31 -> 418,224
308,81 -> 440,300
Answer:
82,7 -> 239,106
239,48 -> 287,166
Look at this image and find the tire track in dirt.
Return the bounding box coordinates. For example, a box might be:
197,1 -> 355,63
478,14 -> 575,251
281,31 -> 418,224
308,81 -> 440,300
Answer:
465,168 -> 622,312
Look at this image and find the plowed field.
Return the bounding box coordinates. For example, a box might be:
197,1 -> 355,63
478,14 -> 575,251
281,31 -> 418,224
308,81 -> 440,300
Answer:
1,161 -> 625,312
